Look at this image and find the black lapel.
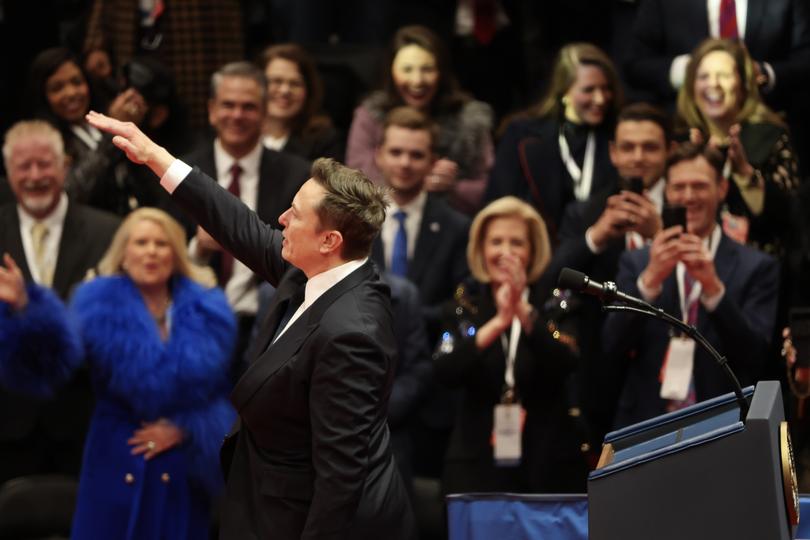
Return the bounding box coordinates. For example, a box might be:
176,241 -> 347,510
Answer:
744,0 -> 765,49
51,203 -> 85,298
230,261 -> 376,412
371,236 -> 385,270
683,0 -> 710,39
408,195 -> 442,283
0,206 -> 32,282
699,234 -> 738,331
256,149 -> 275,222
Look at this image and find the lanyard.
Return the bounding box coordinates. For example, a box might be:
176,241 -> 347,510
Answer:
499,289 -> 529,390
676,226 -> 721,323
558,128 -> 596,201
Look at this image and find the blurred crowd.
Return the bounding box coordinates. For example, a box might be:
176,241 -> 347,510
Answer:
1,0 -> 810,538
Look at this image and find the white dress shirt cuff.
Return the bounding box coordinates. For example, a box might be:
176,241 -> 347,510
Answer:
585,227 -> 605,254
637,274 -> 662,302
160,159 -> 193,194
700,283 -> 726,312
669,54 -> 691,90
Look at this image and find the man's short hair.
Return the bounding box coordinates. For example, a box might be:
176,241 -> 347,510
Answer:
665,141 -> 725,182
2,120 -> 65,170
210,61 -> 268,101
381,106 -> 439,150
310,158 -> 389,260
616,103 -> 673,144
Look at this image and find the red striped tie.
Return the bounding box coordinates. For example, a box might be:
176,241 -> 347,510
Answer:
719,0 -> 739,40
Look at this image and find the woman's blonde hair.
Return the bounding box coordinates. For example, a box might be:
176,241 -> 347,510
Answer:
467,196 -> 551,284
96,207 -> 216,287
677,38 -> 784,131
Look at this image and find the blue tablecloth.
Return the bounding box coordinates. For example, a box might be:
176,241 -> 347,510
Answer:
447,494 -> 810,539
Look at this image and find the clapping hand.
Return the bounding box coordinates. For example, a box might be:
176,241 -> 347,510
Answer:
0,253 -> 27,311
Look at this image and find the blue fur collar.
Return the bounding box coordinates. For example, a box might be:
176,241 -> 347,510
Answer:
70,275 -> 235,420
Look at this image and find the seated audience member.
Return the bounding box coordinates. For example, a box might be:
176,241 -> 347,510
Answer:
346,24 -> 494,215
602,142 -> 778,428
676,38 -> 801,260
434,196 -> 586,495
549,102 -> 673,444
0,120 -> 119,485
182,61 -> 310,377
485,42 -> 623,240
0,207 -> 236,539
259,43 -> 343,162
370,106 -> 470,479
26,47 -> 164,216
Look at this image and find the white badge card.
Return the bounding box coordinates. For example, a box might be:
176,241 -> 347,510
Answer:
493,403 -> 524,466
660,337 -> 696,400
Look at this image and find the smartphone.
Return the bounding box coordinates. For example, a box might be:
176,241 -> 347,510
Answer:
620,176 -> 644,195
662,205 -> 687,231
790,308 -> 810,368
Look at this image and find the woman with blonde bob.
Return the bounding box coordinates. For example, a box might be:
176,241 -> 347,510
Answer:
676,37 -> 800,256
433,196 -> 587,495
486,43 -> 623,238
0,207 -> 235,539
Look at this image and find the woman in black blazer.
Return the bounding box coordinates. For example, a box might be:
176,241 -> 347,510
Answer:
434,196 -> 588,495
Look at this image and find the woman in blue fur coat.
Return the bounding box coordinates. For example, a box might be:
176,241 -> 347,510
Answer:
0,207 -> 236,539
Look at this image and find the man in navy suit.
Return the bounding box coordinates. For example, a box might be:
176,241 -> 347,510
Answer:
602,142 -> 778,428
370,106 -> 469,337
87,111 -> 416,540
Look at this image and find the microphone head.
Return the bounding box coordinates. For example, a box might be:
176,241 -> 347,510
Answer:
558,267 -> 588,291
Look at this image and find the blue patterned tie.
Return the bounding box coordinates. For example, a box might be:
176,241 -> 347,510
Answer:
391,210 -> 409,277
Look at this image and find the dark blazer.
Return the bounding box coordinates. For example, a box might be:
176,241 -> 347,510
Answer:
602,233 -> 779,428
371,194 -> 470,337
0,201 -> 119,482
433,281 -> 587,494
624,0 -> 810,105
169,169 -> 415,540
485,117 -> 617,241
173,142 -> 310,257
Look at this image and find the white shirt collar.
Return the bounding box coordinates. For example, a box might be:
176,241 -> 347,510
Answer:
213,138 -> 263,180
303,257 -> 368,310
17,192 -> 69,231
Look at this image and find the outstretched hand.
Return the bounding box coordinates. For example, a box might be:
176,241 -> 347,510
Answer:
85,111 -> 175,177
0,253 -> 28,311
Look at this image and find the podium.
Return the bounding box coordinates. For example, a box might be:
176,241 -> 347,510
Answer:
588,381 -> 798,540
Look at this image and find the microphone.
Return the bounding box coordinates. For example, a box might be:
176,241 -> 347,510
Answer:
557,267 -> 648,308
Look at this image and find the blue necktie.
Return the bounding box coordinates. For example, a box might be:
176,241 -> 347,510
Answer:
391,210 -> 408,277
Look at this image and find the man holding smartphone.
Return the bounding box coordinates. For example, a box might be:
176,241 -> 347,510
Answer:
602,142 -> 779,428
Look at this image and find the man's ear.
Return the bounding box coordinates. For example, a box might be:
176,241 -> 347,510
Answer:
320,230 -> 344,256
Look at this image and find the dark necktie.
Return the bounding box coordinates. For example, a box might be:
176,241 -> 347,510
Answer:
391,210 -> 408,277
219,163 -> 242,286
271,288 -> 305,345
682,272 -> 699,325
473,0 -> 497,45
719,0 -> 739,40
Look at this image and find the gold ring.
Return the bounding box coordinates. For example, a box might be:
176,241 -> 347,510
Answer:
146,441 -> 156,450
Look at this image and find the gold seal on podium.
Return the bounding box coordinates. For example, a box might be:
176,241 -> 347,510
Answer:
780,421 -> 800,526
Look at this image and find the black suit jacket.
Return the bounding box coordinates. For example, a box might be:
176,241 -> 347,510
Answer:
0,201 -> 119,481
371,194 -> 470,337
485,117 -> 617,241
625,0 -> 810,105
170,169 -> 415,540
172,142 -> 310,277
602,233 -> 779,428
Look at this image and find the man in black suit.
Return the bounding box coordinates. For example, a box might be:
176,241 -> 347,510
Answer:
370,107 -> 470,336
179,61 -> 310,374
87,110 -> 416,539
549,103 -> 672,447
0,119 -> 119,483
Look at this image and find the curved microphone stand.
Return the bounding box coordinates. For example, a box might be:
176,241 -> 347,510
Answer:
602,301 -> 749,423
